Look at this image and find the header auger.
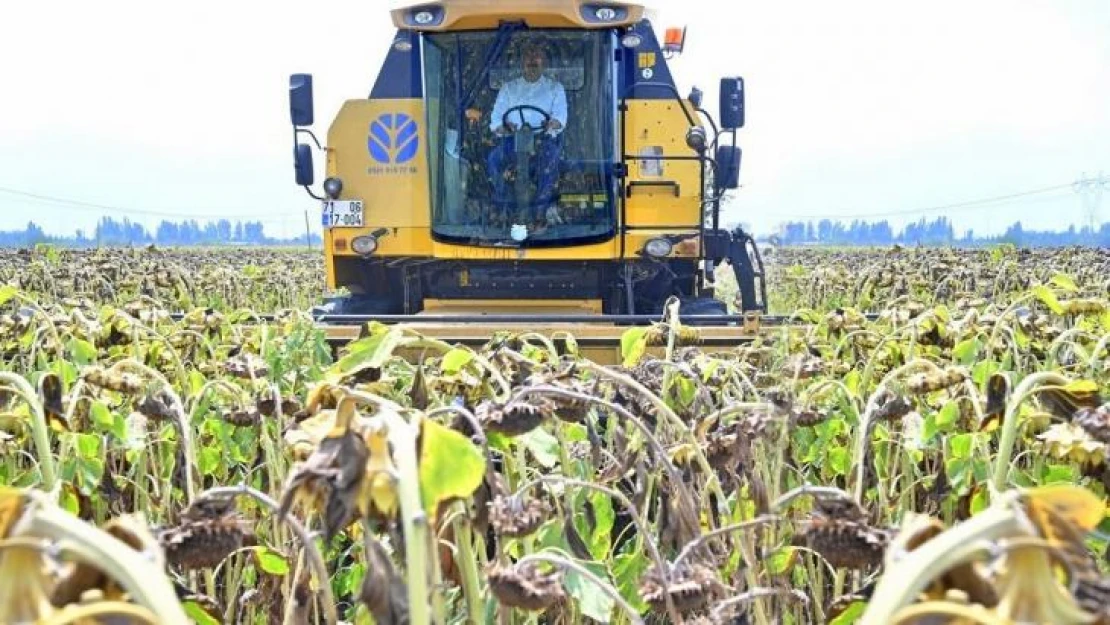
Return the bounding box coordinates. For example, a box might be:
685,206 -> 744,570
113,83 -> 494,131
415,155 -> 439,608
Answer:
288,0 -> 769,362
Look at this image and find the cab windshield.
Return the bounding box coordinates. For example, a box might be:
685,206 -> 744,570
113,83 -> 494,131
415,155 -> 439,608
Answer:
423,28 -> 617,246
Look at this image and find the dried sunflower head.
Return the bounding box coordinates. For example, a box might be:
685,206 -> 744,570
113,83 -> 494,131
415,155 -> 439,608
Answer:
488,492 -> 553,539
224,353 -> 269,380
257,396 -> 303,418
475,399 -> 550,437
158,510 -> 254,571
873,392 -> 914,422
221,407 -> 261,427
1074,405 -> 1110,445
737,411 -> 778,439
486,561 -> 565,612
1037,422 -> 1107,468
81,366 -> 143,395
793,515 -> 890,570
639,560 -> 724,616
792,407 -> 829,427
134,389 -> 177,423
278,399 -> 371,540
906,367 -> 967,396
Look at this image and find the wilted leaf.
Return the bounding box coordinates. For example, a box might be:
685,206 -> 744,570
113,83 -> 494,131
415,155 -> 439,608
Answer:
327,324 -> 404,380
1024,483 -> 1106,532
828,447 -> 851,476
768,546 -> 799,575
360,532 -> 409,625
952,338 -> 981,366
418,417 -> 485,519
1032,284 -> 1065,315
519,427 -> 559,469
620,327 -> 649,367
936,401 -> 960,430
67,338 -> 98,365
1051,273 -> 1079,292
984,372 -> 1010,421
409,358 -> 429,410
441,348 -> 475,375
586,491 -> 615,559
829,600 -> 867,624
564,516 -> 593,561
1037,379 -> 1101,421
252,546 -> 290,576
182,601 -> 221,625
563,560 -> 615,623
198,447 -> 221,477
0,285 -> 17,307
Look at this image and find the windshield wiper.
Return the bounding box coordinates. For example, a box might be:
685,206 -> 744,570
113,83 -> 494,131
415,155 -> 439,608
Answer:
458,21 -> 524,115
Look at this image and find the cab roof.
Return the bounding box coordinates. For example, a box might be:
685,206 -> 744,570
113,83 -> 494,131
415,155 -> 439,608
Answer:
390,0 -> 645,32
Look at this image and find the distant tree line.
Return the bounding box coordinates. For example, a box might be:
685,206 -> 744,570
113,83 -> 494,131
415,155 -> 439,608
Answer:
774,217 -> 1110,247
2,215 -> 1107,248
0,217 -> 321,247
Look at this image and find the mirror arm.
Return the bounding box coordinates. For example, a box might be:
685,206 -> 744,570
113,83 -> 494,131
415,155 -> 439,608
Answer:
295,128 -> 324,150
695,107 -> 719,137
302,185 -> 324,201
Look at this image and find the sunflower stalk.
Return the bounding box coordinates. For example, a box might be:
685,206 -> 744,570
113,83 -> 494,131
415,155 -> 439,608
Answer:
990,371 -> 1070,494
195,484 -> 338,625
18,491 -> 190,623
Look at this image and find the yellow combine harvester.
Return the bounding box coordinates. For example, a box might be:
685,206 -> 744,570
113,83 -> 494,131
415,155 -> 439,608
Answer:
288,0 -> 770,362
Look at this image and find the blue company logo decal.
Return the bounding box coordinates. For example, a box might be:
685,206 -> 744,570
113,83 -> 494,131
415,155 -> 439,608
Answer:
368,113 -> 419,165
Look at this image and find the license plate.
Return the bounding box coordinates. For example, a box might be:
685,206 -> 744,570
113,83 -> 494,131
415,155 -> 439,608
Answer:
321,200 -> 364,228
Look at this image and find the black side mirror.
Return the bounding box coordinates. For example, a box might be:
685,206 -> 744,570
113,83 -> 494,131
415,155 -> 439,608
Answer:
290,74 -> 315,127
715,145 -> 741,189
294,144 -> 314,186
719,77 -> 744,129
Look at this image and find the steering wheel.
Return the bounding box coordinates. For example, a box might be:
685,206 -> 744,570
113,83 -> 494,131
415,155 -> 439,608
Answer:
501,104 -> 551,131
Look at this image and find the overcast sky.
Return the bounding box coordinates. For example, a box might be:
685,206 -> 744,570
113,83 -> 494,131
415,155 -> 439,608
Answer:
1,0 -> 1108,238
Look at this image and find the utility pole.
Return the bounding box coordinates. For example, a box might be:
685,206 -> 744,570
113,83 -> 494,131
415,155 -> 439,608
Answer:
304,210 -> 312,250
1073,171 -> 1109,241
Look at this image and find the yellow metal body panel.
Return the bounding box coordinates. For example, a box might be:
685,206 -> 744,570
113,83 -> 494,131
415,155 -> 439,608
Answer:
624,99 -> 702,228
422,299 -> 602,314
326,99 -> 430,228
330,228 -> 433,257
391,0 -> 645,31
324,98 -> 435,289
328,230 -> 698,261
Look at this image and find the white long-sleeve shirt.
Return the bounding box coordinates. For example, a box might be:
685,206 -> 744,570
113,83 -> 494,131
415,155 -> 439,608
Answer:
489,74 -> 568,135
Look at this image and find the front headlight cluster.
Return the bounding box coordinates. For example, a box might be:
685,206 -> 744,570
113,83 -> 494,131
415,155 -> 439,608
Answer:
643,238 -> 673,258
404,5 -> 444,27
582,4 -> 629,23
351,235 -> 379,256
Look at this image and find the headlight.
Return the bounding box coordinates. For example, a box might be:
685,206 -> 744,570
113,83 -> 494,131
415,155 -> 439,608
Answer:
351,235 -> 378,256
595,7 -> 617,20
644,238 -> 673,258
686,126 -> 707,152
620,33 -> 643,48
323,177 -> 343,199
413,10 -> 435,24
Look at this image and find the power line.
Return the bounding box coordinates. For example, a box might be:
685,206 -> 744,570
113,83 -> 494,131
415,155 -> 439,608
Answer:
775,181 -> 1078,221
0,185 -> 303,222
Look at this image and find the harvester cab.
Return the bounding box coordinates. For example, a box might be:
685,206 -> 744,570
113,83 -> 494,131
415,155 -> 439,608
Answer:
288,0 -> 767,357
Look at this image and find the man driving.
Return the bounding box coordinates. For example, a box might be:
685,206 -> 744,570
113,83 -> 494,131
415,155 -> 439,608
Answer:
487,41 -> 567,225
